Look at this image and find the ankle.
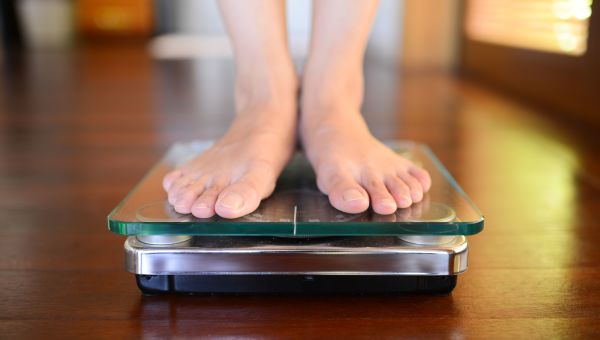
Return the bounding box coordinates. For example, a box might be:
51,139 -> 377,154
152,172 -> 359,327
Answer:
229,61 -> 298,141
300,62 -> 364,116
234,51 -> 298,105
235,63 -> 298,114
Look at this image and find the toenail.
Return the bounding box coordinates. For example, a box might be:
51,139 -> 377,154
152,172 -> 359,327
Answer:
398,196 -> 412,207
380,199 -> 396,208
194,202 -> 209,209
219,192 -> 244,210
342,189 -> 364,202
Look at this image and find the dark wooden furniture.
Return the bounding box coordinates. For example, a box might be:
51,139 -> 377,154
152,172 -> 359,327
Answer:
0,44 -> 599,338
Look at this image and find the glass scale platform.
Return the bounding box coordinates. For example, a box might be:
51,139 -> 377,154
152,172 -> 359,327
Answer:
108,141 -> 484,294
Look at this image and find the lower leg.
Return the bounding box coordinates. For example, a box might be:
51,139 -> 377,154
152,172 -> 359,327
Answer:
218,0 -> 297,118
301,0 -> 431,214
302,0 -> 378,116
163,0 -> 298,219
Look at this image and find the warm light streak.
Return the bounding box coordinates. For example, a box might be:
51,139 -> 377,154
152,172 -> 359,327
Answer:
466,0 -> 593,55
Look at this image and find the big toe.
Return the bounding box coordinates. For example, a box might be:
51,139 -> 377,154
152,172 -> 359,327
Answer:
215,185 -> 258,219
215,174 -> 273,219
326,176 -> 369,214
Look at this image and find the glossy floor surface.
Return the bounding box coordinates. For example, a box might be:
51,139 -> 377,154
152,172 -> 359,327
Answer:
1,44 -> 599,338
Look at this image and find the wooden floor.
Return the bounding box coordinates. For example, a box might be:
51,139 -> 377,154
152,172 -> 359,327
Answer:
1,44 -> 599,338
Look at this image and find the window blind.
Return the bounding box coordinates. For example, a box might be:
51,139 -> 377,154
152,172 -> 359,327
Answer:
465,0 -> 593,55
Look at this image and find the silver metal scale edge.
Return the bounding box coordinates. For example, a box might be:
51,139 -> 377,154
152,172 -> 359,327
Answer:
126,235 -> 468,276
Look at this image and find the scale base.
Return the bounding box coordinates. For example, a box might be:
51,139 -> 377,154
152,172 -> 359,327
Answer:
136,274 -> 457,295
125,235 -> 467,295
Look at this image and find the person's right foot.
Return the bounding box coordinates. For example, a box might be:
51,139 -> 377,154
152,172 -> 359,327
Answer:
163,67 -> 297,219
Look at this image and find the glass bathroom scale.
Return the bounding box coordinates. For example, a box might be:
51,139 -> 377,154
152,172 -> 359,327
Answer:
108,140 -> 484,237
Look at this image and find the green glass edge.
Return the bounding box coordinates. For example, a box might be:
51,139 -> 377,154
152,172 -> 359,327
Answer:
108,219 -> 483,236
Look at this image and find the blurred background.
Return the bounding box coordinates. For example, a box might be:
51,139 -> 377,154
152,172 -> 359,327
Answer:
1,1 -> 600,337
1,0 -> 598,127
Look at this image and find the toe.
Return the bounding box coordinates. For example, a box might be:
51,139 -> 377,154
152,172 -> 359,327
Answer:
409,166 -> 432,192
190,183 -> 224,218
325,175 -> 369,214
399,172 -> 424,203
166,175 -> 194,205
215,171 -> 276,219
385,177 -> 413,208
215,183 -> 258,219
172,178 -> 207,214
362,175 -> 397,215
163,170 -> 182,191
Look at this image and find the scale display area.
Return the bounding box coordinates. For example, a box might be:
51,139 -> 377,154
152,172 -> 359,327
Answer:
108,141 -> 484,295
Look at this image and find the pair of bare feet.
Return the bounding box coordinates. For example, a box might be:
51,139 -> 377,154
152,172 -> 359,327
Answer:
162,66 -> 431,219
161,0 -> 431,219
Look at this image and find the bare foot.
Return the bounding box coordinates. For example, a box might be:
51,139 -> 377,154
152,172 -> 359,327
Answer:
300,70 -> 431,215
163,71 -> 297,219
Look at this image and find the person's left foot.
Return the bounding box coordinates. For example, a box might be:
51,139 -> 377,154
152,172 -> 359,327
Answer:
300,112 -> 431,215
300,66 -> 431,215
